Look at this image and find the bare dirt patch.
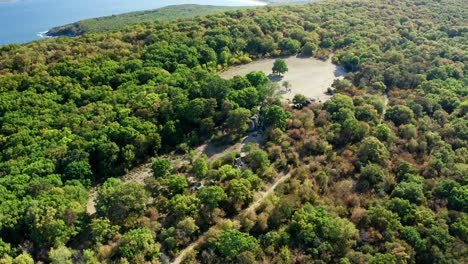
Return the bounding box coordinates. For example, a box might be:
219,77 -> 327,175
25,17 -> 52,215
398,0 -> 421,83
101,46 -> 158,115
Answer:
195,132 -> 262,162
220,55 -> 346,101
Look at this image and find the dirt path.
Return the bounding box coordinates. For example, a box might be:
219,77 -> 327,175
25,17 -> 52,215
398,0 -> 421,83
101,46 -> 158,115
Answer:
171,171 -> 291,264
382,91 -> 389,118
245,172 -> 291,213
86,187 -> 98,214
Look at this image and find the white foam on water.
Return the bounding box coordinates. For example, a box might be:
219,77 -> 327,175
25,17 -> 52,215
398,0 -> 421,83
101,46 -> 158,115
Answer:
37,31 -> 49,38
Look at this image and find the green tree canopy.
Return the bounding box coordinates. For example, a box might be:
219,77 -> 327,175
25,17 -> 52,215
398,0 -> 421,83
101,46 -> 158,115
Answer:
198,185 -> 227,210
96,178 -> 149,225
216,229 -> 259,260
152,158 -> 173,178
289,205 -> 358,259
358,137 -> 389,165
262,105 -> 290,131
272,59 -> 288,76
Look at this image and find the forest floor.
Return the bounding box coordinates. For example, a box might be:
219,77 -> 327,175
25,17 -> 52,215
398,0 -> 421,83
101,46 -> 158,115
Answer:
219,55 -> 346,101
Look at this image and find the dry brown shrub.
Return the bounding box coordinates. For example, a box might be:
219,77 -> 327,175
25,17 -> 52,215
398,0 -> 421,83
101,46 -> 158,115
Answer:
267,145 -> 283,161
288,118 -> 303,129
350,207 -> 367,224
367,227 -> 384,244
97,239 -> 120,261
314,155 -> 327,164
315,110 -> 329,127
287,128 -> 304,141
256,212 -> 270,231
146,207 -> 159,220
298,179 -> 315,202
292,165 -> 310,182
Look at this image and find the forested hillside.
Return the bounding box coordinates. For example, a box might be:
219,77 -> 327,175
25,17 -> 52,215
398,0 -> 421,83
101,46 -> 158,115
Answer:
46,5 -> 240,37
0,0 -> 466,263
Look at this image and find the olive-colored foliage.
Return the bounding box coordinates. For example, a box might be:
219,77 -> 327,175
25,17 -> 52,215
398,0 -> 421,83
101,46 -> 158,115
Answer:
385,105 -> 414,126
89,218 -> 120,244
246,71 -> 269,87
366,206 -> 402,240
96,178 -> 149,225
289,205 -> 358,259
167,194 -> 200,219
164,175 -> 188,196
450,213 -> 467,242
119,228 -> 159,260
359,163 -> 385,190
198,186 -> 227,211
279,38 -> 301,55
392,181 -> 426,205
245,149 -> 270,174
23,179 -> 87,248
448,186 -> 468,212
374,124 -> 393,142
292,94 -> 307,105
63,160 -> 93,185
226,107 -> 251,134
49,246 -> 73,264
227,178 -> 254,210
358,137 -> 389,165
324,94 -> 355,118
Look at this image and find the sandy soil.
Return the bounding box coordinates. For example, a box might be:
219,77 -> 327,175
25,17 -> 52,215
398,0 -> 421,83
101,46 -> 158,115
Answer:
195,132 -> 262,162
220,55 -> 346,101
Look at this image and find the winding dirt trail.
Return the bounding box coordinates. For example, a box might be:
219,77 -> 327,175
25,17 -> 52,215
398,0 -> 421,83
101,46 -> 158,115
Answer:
171,171 -> 291,264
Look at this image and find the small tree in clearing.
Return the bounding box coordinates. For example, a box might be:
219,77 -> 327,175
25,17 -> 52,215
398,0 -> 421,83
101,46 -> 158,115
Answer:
272,59 -> 288,76
282,81 -> 292,93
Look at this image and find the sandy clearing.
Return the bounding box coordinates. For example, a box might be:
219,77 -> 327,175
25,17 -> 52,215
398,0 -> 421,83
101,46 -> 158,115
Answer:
220,55 -> 346,101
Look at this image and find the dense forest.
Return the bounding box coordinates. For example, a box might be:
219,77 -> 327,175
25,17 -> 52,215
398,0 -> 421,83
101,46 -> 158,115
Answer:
0,0 -> 466,263
46,5 -> 240,37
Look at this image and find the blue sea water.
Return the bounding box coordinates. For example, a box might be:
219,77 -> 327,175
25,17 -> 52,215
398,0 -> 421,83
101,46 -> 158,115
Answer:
0,0 -> 265,45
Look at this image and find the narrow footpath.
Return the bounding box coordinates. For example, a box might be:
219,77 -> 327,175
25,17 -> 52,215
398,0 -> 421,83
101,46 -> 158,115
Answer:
172,171 -> 291,264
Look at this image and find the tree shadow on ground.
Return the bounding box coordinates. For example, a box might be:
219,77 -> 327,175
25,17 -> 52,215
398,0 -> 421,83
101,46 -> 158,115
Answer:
268,74 -> 283,82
